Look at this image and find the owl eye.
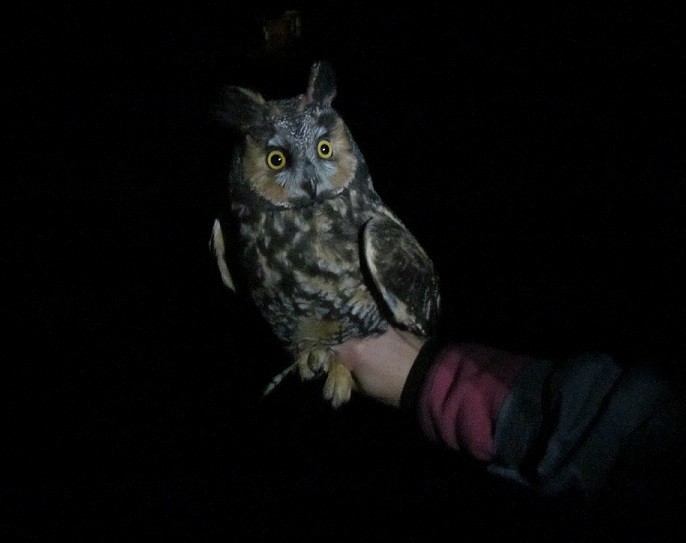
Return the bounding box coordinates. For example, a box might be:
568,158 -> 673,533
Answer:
316,139 -> 333,159
266,149 -> 287,170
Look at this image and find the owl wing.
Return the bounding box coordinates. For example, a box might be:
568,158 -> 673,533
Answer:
362,213 -> 440,337
209,218 -> 236,292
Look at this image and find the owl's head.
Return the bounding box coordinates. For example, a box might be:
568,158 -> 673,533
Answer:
216,61 -> 367,213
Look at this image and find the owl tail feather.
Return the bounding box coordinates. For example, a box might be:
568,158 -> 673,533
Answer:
262,362 -> 299,398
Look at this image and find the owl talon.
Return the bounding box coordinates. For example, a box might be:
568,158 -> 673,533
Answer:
323,359 -> 353,408
297,351 -> 316,380
308,348 -> 332,374
297,346 -> 332,381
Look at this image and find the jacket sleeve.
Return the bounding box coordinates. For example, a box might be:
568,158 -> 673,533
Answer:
399,340 -> 531,461
400,340 -> 677,500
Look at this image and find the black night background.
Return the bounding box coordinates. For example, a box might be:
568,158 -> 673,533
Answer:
6,2 -> 686,540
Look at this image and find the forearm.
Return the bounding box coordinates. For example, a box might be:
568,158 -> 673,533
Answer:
336,330 -> 529,460
334,327 -> 526,461
336,328 -> 682,502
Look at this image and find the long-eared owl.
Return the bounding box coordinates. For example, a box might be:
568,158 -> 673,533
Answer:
211,61 -> 440,408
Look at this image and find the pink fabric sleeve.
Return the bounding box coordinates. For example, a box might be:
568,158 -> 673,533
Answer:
417,343 -> 530,461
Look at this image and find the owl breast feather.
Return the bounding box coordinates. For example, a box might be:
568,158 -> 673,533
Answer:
238,196 -> 389,349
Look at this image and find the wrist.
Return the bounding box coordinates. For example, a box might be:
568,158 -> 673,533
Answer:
399,338 -> 444,413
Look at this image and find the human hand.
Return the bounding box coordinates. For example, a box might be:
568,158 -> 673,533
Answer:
334,328 -> 426,407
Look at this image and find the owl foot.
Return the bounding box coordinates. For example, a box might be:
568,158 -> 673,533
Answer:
323,356 -> 353,408
295,347 -> 352,407
296,347 -> 332,380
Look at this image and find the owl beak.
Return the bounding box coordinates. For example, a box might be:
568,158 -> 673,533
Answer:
303,177 -> 318,199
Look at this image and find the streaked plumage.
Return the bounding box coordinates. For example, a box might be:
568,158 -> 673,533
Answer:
211,61 -> 440,407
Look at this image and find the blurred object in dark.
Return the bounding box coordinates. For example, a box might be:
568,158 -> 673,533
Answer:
262,9 -> 301,54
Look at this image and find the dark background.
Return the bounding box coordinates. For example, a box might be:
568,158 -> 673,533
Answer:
6,2 -> 685,540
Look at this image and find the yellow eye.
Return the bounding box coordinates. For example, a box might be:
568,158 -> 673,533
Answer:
317,139 -> 333,159
266,150 -> 286,170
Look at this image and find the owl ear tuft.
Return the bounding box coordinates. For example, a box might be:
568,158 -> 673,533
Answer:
215,86 -> 267,129
306,61 -> 336,107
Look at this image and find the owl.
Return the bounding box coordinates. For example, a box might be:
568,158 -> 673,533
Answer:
210,61 -> 440,408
